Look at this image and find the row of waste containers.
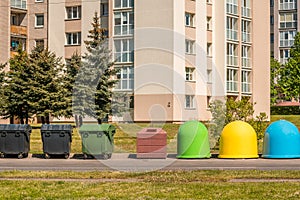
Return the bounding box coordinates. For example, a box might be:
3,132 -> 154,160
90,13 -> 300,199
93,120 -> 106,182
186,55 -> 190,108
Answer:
0,119 -> 299,159
0,124 -> 115,159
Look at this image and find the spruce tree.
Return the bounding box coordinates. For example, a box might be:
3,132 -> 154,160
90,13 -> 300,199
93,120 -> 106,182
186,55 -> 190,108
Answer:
29,46 -> 65,124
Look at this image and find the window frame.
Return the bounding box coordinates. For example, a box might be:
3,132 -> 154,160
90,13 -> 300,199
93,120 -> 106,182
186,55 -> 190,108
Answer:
66,6 -> 81,20
35,14 -> 44,28
115,65 -> 134,91
185,95 -> 195,109
65,32 -> 81,46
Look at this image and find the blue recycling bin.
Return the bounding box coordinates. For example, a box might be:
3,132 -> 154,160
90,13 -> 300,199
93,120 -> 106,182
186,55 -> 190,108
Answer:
262,120 -> 300,158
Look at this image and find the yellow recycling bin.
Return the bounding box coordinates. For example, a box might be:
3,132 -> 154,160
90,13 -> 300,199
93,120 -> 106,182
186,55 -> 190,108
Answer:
218,121 -> 258,159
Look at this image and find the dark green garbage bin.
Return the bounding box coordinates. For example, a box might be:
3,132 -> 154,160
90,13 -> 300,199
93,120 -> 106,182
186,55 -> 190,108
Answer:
41,124 -> 72,159
79,124 -> 115,159
0,124 -> 31,159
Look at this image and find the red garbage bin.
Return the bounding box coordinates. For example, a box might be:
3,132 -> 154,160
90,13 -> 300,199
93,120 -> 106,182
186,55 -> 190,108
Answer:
137,128 -> 167,159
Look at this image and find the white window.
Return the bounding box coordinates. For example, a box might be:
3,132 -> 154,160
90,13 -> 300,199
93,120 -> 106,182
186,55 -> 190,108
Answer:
35,0 -> 43,2
114,39 -> 134,63
280,13 -> 297,28
242,45 -> 251,68
280,30 -> 296,47
115,66 -> 134,90
241,70 -> 251,93
227,43 -> 238,66
207,17 -> 212,30
101,3 -> 109,16
114,0 -> 134,8
207,70 -> 212,83
279,0 -> 297,10
66,32 -> 81,45
11,0 -> 27,9
280,49 -> 290,63
227,68 -> 238,92
241,20 -> 251,43
185,95 -> 195,109
35,14 -> 44,27
185,13 -> 195,27
185,40 -> 195,54
241,0 -> 251,17
114,12 -> 134,36
66,6 -> 81,20
207,43 -> 212,56
226,0 -> 238,15
226,17 -> 238,41
185,67 -> 195,81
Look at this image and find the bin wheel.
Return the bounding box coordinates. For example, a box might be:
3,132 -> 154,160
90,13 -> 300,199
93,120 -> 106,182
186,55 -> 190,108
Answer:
83,154 -> 88,159
23,153 -> 28,158
103,154 -> 109,160
108,153 -> 112,159
0,154 -> 4,158
44,153 -> 50,159
64,154 -> 69,159
17,153 -> 23,159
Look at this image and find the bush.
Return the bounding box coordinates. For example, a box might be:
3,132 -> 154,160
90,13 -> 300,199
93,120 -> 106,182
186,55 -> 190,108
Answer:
271,106 -> 300,115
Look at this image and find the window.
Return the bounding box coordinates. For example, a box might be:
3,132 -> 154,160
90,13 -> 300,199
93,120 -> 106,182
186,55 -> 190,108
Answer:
226,17 -> 238,41
242,70 -> 251,93
280,30 -> 296,47
280,13 -> 297,28
279,0 -> 297,10
207,70 -> 212,83
207,17 -> 212,30
241,20 -> 251,43
11,0 -> 27,9
35,39 -> 44,48
11,38 -> 26,51
207,43 -> 212,56
35,0 -> 43,2
242,45 -> 251,68
270,15 -> 274,25
185,13 -> 195,27
270,33 -> 274,43
66,32 -> 81,45
227,43 -> 238,66
11,14 -> 23,26
101,3 -> 109,16
270,0 -> 274,7
185,40 -> 195,54
241,0 -> 251,17
114,12 -> 134,36
227,68 -> 238,92
114,0 -> 134,8
185,67 -> 195,81
35,14 -> 44,27
66,6 -> 81,20
115,66 -> 134,90
226,0 -> 238,15
114,39 -> 134,63
280,49 -> 290,63
185,95 -> 195,109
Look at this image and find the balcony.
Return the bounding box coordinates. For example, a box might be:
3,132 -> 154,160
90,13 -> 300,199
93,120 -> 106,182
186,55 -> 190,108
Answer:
280,40 -> 294,47
242,82 -> 251,94
242,57 -> 251,68
280,22 -> 297,29
11,0 -> 27,10
242,32 -> 251,43
227,55 -> 238,66
242,7 -> 251,18
226,81 -> 238,93
226,29 -> 238,41
11,25 -> 27,36
279,3 -> 297,10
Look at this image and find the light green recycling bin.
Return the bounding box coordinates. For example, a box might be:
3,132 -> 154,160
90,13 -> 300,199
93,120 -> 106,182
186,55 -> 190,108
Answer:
177,121 -> 211,159
79,124 -> 116,159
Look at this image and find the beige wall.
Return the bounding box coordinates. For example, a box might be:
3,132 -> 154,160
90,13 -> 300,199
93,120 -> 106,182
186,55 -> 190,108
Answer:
0,1 -> 10,64
252,0 -> 270,118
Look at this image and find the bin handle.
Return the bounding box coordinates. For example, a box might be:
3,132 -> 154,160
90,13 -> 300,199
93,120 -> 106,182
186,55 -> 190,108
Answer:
97,132 -> 103,138
15,131 -> 20,137
83,132 -> 89,138
45,132 -> 51,137
1,132 -> 6,137
59,132 -> 65,137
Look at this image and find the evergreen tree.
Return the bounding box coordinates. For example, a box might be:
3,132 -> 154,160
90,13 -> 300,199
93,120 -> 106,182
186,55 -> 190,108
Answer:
29,46 -> 65,124
78,12 -> 118,124
0,48 -> 33,124
280,32 -> 300,102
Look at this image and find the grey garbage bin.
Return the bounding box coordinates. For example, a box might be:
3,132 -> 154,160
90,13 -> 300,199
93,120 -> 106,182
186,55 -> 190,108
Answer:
0,124 -> 31,159
41,124 -> 72,159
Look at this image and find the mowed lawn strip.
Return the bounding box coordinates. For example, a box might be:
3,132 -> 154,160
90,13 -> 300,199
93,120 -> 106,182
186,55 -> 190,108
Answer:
0,170 -> 300,199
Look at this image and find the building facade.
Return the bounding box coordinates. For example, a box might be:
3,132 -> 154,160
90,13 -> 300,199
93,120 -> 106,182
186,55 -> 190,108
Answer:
271,0 -> 299,64
0,0 -> 270,122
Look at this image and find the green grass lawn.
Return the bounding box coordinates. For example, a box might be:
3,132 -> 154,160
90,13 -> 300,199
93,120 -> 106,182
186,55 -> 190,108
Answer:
0,170 -> 300,199
271,115 -> 300,127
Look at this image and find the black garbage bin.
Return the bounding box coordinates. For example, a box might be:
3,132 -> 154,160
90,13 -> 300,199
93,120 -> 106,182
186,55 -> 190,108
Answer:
41,124 -> 72,159
0,124 -> 31,159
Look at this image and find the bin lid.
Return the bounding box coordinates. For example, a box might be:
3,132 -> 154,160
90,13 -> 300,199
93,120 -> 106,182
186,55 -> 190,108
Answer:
0,124 -> 32,133
41,124 -> 72,131
79,124 -> 116,132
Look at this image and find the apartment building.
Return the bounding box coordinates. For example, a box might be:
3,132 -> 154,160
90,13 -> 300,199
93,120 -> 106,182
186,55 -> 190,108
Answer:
0,0 -> 270,122
271,0 -> 299,64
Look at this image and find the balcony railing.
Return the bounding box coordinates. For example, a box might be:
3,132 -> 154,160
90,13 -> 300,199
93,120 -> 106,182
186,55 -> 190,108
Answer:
10,25 -> 27,36
279,3 -> 297,10
242,57 -> 251,68
242,82 -> 251,93
280,22 -> 297,29
280,39 -> 294,47
226,4 -> 238,15
242,7 -> 251,18
114,25 -> 134,36
227,55 -> 238,66
226,29 -> 238,41
227,81 -> 238,93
